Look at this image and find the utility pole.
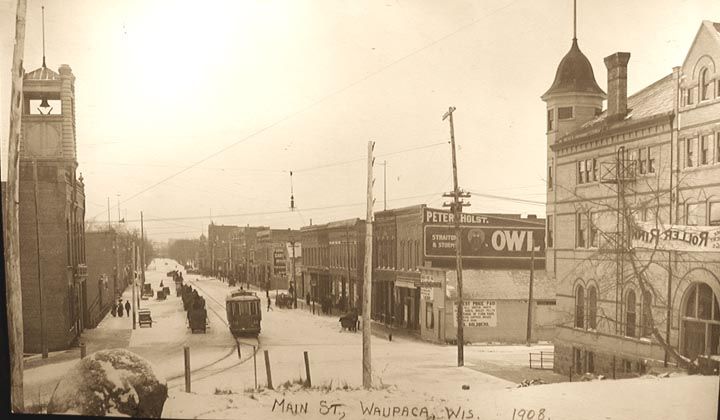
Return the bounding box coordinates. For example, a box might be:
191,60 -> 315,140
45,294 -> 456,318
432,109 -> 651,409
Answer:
362,141 -> 375,389
116,194 -> 121,223
442,106 -> 470,367
383,161 -> 387,211
526,235 -> 535,345
107,196 -> 111,229
291,237 -> 297,308
4,0 -> 27,411
246,224 -> 251,288
33,161 -> 47,358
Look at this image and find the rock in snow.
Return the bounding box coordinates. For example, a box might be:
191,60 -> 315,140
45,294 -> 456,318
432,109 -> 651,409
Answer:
47,348 -> 168,417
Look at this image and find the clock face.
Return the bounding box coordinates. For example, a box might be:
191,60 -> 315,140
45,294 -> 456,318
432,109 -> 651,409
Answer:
24,122 -> 62,157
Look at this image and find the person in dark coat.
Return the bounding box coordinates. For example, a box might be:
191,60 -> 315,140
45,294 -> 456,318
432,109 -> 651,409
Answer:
110,303 -> 116,317
124,300 -> 131,317
117,300 -> 124,318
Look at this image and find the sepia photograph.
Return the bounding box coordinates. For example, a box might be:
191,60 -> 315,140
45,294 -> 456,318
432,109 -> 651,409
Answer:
1,0 -> 719,418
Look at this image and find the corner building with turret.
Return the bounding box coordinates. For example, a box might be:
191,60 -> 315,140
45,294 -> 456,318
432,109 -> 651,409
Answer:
545,22 -> 720,377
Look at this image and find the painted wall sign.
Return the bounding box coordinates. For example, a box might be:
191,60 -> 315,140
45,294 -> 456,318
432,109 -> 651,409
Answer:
632,221 -> 720,252
452,300 -> 497,327
273,248 -> 286,274
424,226 -> 544,259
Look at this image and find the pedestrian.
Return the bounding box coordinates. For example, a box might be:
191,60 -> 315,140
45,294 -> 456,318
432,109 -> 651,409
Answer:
125,300 -> 131,317
110,303 -> 116,317
117,300 -> 124,318
267,296 -> 273,312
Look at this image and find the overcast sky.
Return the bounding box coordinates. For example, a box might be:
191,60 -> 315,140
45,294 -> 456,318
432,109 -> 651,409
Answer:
1,0 -> 718,241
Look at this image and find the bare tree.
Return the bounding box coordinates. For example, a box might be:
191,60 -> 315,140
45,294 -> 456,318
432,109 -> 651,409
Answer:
554,150 -> 705,371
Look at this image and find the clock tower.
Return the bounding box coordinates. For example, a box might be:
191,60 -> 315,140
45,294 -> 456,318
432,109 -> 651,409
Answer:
18,62 -> 87,352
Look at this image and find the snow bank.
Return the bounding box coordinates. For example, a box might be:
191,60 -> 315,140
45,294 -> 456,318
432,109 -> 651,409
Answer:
47,348 -> 168,418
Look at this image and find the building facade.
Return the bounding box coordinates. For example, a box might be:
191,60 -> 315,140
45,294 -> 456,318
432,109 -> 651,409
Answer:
85,229 -> 136,328
545,21 -> 720,376
18,63 -> 87,352
300,219 -> 365,313
372,205 -> 549,338
207,223 -> 240,277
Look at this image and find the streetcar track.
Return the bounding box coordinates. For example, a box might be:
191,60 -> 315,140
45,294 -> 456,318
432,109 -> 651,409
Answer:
166,276 -> 262,389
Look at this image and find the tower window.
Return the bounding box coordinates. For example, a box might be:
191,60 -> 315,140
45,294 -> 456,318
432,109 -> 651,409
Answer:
547,158 -> 554,190
28,99 -> 62,115
558,106 -> 574,120
547,109 -> 554,131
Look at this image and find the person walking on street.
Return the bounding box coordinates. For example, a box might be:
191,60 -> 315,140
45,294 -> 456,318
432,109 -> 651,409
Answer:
125,300 -> 131,317
110,303 -> 116,317
267,295 -> 273,312
117,300 -> 124,318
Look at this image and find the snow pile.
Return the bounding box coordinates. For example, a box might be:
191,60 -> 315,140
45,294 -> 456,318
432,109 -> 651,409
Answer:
47,348 -> 168,418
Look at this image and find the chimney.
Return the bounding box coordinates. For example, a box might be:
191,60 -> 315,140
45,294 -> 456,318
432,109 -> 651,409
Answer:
604,52 -> 631,119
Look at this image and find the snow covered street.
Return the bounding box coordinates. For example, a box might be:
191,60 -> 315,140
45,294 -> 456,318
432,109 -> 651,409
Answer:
22,258 -> 720,419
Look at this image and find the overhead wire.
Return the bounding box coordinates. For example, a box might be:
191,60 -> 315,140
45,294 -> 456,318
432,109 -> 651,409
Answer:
87,0 -> 522,221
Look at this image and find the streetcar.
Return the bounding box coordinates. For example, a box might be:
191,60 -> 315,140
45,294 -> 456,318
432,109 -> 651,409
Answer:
225,290 -> 262,336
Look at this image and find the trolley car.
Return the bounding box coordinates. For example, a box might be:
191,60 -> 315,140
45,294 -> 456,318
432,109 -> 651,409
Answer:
226,290 -> 262,336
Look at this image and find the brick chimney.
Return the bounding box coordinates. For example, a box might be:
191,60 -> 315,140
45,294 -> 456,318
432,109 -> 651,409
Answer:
604,52 -> 631,119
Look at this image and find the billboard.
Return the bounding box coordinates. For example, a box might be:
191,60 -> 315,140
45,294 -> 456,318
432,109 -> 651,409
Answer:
423,208 -> 545,260
273,248 -> 286,274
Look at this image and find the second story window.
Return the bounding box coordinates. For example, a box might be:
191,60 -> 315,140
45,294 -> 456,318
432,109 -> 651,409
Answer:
687,87 -> 695,105
700,134 -> 712,165
577,158 -> 597,184
687,137 -> 697,168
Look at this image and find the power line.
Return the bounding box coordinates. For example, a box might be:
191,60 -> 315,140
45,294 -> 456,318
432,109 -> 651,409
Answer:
88,0 -> 521,220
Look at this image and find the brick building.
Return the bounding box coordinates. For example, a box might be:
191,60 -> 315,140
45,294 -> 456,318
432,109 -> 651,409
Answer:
544,21 -> 720,376
300,219 -> 365,312
18,63 -> 87,352
372,205 -> 550,339
85,229 -> 135,328
207,223 -> 240,277
229,225 -> 267,286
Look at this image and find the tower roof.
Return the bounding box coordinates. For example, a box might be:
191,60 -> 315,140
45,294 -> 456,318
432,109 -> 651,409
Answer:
25,66 -> 60,81
543,39 -> 605,98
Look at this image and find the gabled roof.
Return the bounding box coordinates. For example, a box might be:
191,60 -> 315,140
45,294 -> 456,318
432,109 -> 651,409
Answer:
25,66 -> 60,81
682,20 -> 720,71
445,269 -> 554,301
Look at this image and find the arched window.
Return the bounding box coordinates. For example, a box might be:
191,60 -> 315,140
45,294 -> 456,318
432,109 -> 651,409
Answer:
700,68 -> 711,101
399,241 -> 405,270
625,290 -> 637,338
587,286 -> 597,330
682,282 -> 720,360
575,285 -> 585,328
641,290 -> 653,337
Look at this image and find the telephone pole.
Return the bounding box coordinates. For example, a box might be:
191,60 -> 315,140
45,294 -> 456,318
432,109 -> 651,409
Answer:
4,0 -> 28,411
526,236 -> 535,345
442,106 -> 470,367
362,141 -> 375,389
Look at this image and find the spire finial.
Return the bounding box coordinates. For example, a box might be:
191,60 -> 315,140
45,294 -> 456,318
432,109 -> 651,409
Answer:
41,6 -> 46,68
573,0 -> 577,41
